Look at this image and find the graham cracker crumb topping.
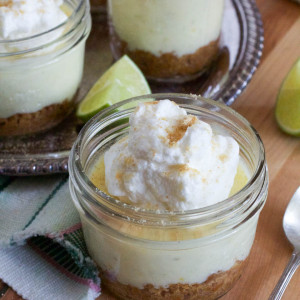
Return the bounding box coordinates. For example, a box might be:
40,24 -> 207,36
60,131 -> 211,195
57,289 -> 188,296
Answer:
167,115 -> 197,145
0,0 -> 13,7
124,156 -> 136,168
115,171 -> 123,181
145,101 -> 159,105
167,164 -> 200,175
219,154 -> 228,162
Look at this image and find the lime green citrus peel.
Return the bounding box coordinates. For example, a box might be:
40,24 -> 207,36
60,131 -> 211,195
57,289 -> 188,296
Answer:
77,55 -> 151,122
275,58 -> 300,136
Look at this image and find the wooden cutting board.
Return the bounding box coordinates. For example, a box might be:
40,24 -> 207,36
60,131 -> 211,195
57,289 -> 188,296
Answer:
1,0 -> 300,299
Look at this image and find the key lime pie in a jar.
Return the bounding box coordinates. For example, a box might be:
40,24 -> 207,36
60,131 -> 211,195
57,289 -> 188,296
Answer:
69,94 -> 268,299
108,0 -> 224,82
0,0 -> 91,136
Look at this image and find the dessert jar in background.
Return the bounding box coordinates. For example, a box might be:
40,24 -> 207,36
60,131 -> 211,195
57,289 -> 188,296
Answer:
69,94 -> 268,300
0,0 -> 91,136
108,0 -> 224,82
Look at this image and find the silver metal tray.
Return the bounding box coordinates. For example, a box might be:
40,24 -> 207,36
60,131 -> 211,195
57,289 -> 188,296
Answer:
0,0 -> 263,176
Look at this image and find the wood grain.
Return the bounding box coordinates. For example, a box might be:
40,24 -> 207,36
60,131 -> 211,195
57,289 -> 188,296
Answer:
1,0 -> 300,299
0,281 -> 21,300
256,0 -> 300,61
232,19 -> 300,182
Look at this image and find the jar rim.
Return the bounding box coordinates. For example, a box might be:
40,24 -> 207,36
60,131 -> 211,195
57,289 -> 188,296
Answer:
0,0 -> 89,55
69,93 -> 267,224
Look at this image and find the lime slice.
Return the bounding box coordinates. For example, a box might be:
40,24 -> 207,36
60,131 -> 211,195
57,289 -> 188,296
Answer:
77,55 -> 151,121
275,58 -> 300,136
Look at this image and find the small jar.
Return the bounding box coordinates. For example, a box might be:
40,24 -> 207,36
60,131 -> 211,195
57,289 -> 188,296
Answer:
69,94 -> 268,300
108,0 -> 224,82
0,0 -> 91,136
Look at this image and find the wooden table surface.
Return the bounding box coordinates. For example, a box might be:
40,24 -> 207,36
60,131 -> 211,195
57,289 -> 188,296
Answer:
1,0 -> 300,299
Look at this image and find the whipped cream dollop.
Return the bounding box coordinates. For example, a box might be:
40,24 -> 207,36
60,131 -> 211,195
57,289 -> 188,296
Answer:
104,100 -> 240,211
0,0 -> 67,40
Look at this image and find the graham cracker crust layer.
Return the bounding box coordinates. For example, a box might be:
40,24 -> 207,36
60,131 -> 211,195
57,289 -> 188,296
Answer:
100,260 -> 246,300
90,0 -> 106,6
111,31 -> 220,79
0,98 -> 75,137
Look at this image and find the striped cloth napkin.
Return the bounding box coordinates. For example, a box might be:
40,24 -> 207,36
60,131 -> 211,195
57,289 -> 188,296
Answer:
0,175 -> 101,300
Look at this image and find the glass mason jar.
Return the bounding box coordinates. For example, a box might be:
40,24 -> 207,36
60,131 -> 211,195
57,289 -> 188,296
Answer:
0,0 -> 91,136
108,0 -> 224,82
69,94 -> 268,300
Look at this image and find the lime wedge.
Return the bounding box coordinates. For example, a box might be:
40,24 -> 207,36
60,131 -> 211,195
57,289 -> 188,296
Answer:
77,55 -> 151,121
275,58 -> 300,136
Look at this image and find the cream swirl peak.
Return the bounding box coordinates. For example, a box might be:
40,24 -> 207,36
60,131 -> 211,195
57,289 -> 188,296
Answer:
104,100 -> 240,210
0,0 -> 67,40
